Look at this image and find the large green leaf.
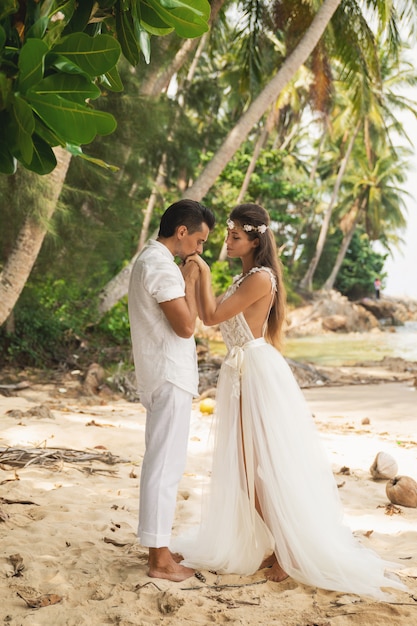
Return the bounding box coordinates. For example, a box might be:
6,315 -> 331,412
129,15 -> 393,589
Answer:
52,33 -> 121,77
34,73 -> 101,103
7,95 -> 35,163
101,65 -> 124,92
34,115 -> 64,147
26,16 -> 49,40
115,10 -> 140,66
62,0 -> 93,34
27,90 -> 117,143
138,4 -> 174,36
159,0 -> 210,20
23,134 -> 58,175
17,38 -> 49,94
131,12 -> 151,63
142,0 -> 210,38
46,53 -> 93,76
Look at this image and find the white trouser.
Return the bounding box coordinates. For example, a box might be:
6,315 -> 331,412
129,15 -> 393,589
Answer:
138,381 -> 193,548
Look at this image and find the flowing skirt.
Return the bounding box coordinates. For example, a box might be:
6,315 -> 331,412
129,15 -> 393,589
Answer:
172,338 -> 405,599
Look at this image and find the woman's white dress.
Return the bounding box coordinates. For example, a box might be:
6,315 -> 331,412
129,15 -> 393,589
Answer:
172,267 -> 405,599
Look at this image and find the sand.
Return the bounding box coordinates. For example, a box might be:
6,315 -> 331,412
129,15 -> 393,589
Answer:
0,378 -> 416,625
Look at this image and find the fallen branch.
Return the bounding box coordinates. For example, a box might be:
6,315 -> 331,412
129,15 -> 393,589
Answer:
181,579 -> 268,591
0,381 -> 30,390
0,446 -> 130,468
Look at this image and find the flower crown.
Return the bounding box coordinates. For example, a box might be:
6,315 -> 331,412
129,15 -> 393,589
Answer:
227,218 -> 268,234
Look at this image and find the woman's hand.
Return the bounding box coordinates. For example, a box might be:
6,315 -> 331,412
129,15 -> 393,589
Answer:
180,257 -> 200,283
185,253 -> 210,273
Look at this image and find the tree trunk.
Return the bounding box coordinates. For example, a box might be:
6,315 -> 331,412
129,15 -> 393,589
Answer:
0,147 -> 72,326
298,119 -> 360,291
183,0 -> 342,202
321,202 -> 362,290
137,152 -> 168,251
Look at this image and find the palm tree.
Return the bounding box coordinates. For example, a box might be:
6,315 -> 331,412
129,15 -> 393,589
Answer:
299,26 -> 417,292
322,141 -> 409,290
0,147 -> 72,324
183,0 -> 343,201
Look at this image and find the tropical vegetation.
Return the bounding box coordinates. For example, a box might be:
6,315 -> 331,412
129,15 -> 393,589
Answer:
1,0 -> 416,369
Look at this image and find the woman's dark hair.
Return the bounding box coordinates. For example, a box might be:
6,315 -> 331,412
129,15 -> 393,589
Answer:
158,199 -> 215,237
229,203 -> 287,349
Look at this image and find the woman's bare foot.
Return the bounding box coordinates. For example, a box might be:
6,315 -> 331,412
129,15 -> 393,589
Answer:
260,554 -> 276,569
148,547 -> 194,582
261,553 -> 288,583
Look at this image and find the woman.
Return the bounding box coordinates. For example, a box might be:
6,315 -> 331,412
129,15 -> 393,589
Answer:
173,203 -> 405,599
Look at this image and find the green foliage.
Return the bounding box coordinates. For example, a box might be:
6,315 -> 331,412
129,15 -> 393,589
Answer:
312,228 -> 387,299
0,306 -> 71,367
0,277 -> 85,367
0,277 -> 132,367
96,297 -> 130,344
210,261 -> 233,296
0,0 -> 210,174
334,230 -> 387,299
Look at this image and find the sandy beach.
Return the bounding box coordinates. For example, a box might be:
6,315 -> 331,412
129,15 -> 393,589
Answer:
0,376 -> 416,625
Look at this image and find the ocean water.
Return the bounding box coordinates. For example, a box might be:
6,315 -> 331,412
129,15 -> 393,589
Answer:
283,321 -> 417,367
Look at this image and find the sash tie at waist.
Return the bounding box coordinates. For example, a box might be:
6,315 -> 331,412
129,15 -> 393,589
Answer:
223,338 -> 266,398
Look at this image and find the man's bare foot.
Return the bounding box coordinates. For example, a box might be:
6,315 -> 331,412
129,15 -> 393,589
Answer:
147,549 -> 183,565
148,547 -> 194,582
260,553 -> 288,583
170,551 -> 183,564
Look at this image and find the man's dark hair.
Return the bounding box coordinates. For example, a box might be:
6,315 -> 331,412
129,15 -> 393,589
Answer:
158,199 -> 215,237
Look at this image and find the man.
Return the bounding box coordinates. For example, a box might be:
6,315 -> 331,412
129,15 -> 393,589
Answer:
128,199 -> 215,582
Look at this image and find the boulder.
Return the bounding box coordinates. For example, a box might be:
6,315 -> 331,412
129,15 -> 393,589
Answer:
322,315 -> 347,331
358,298 -> 402,325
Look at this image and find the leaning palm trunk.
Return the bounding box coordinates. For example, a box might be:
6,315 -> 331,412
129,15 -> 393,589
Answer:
137,153 -> 168,251
299,119 -> 360,292
322,197 -> 360,291
183,0 -> 343,202
0,147 -> 72,326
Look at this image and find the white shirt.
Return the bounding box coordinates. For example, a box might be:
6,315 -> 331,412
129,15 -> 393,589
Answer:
128,239 -> 199,396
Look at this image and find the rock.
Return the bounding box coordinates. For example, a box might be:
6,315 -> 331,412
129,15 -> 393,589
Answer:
287,290 -> 379,336
83,363 -> 105,395
386,475 -> 417,508
358,298 -> 402,325
322,315 -> 347,331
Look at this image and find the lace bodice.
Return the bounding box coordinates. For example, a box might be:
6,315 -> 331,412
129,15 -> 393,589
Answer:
219,267 -> 277,351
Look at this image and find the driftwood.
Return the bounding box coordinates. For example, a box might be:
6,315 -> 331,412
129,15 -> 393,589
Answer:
0,381 -> 30,390
0,446 -> 130,468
